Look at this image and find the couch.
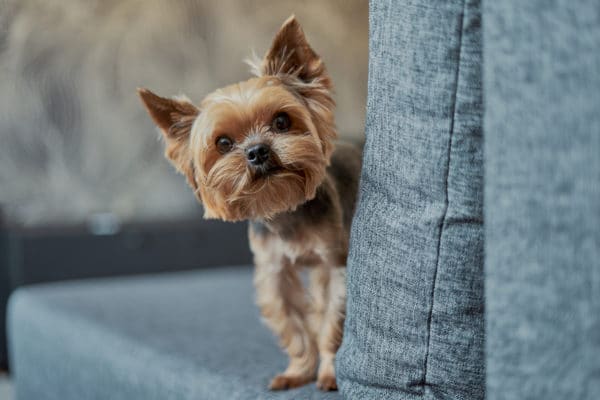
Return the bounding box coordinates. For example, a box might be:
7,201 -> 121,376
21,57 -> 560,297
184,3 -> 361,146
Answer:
0,219 -> 252,370
7,1 -> 600,399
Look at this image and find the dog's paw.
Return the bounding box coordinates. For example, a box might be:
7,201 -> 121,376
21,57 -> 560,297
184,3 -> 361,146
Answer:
269,373 -> 313,390
316,373 -> 338,391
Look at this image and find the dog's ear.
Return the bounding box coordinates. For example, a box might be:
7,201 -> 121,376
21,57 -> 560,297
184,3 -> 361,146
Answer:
262,15 -> 331,88
260,16 -> 336,158
137,88 -> 200,191
137,88 -> 199,141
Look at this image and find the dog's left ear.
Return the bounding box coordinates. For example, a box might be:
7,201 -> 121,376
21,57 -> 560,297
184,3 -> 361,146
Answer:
262,15 -> 331,88
137,88 -> 200,191
261,16 -> 337,158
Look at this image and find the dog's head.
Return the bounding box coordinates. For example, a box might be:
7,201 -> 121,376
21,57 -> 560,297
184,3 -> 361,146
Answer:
138,16 -> 336,221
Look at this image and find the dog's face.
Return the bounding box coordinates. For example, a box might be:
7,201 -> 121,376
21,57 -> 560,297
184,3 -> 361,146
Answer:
139,16 -> 336,221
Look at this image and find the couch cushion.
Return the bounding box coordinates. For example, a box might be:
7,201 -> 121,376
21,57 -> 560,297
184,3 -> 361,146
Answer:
336,1 -> 484,399
8,266 -> 340,400
484,1 -> 600,399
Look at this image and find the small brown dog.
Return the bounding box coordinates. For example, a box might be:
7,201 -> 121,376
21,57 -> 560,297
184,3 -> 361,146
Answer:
138,16 -> 361,391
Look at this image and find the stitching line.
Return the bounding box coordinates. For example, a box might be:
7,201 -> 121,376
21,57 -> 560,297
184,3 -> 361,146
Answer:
421,0 -> 466,392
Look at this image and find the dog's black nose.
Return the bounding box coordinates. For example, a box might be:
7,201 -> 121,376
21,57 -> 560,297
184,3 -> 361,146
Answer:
246,144 -> 270,166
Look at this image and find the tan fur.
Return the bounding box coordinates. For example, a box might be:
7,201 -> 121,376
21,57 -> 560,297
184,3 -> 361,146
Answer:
249,220 -> 347,391
193,77 -> 330,220
138,16 -> 360,391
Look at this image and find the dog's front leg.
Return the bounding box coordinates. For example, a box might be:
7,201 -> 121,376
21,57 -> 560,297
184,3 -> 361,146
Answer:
315,266 -> 346,391
254,258 -> 318,390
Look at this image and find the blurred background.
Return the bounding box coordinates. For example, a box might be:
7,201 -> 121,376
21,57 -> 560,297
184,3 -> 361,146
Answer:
0,0 -> 367,226
0,0 -> 368,371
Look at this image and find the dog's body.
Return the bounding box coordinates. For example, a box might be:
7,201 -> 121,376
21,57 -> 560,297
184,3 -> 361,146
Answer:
139,16 -> 361,391
250,142 -> 360,390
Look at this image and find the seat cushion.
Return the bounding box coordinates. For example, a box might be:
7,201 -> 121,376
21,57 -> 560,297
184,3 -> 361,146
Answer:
336,1 -> 485,399
7,266 -> 340,400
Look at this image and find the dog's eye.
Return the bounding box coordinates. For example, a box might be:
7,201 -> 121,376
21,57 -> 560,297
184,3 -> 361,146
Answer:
272,112 -> 291,133
216,136 -> 233,154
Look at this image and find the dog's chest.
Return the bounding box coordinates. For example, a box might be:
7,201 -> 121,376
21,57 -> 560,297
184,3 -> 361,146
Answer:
275,229 -> 327,267
250,219 -> 329,267
249,183 -> 342,267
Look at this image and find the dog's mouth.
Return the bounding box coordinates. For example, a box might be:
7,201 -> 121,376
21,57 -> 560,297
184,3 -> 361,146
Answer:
248,151 -> 286,180
251,163 -> 284,180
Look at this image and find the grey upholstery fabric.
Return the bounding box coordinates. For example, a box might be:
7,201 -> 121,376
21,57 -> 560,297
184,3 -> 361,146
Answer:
9,2 -> 600,400
8,267 -> 340,400
336,1 -> 484,399
484,2 -> 600,399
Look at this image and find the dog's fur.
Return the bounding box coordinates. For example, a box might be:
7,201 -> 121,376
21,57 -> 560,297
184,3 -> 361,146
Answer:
138,16 -> 361,391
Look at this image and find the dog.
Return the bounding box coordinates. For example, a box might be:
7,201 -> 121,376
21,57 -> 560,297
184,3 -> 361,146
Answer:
138,15 -> 361,391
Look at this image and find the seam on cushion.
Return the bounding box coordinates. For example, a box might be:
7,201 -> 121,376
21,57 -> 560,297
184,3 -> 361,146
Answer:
421,0 -> 466,390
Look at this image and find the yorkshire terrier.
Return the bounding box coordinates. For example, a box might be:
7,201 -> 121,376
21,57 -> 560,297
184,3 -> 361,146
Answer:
138,16 -> 361,391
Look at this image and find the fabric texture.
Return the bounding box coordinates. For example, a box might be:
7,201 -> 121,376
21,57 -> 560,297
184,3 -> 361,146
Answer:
336,1 -> 484,399
8,267 -> 340,400
484,2 -> 600,399
0,232 -> 9,369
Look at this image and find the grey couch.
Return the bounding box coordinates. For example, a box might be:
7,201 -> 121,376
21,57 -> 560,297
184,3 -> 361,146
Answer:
0,219 -> 252,370
7,1 -> 600,399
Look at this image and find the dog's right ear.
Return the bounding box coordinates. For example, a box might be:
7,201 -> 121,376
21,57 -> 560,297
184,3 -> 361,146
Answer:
137,87 -> 199,142
137,88 -> 200,191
